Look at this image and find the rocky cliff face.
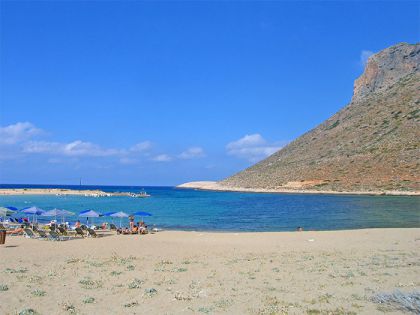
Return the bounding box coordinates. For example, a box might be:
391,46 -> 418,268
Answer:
220,43 -> 420,192
353,43 -> 419,101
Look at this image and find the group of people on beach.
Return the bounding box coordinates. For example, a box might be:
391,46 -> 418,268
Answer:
116,215 -> 148,235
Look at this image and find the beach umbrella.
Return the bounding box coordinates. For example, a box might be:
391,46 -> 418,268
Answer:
58,210 -> 75,223
42,208 -> 75,224
0,207 -> 15,216
132,211 -> 152,222
5,206 -> 18,211
79,210 -> 100,225
103,211 -> 116,226
21,206 -> 45,215
0,207 -> 15,221
21,206 -> 45,224
110,211 -> 128,227
103,211 -> 116,216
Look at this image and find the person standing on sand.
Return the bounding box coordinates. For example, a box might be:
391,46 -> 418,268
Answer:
129,215 -> 134,231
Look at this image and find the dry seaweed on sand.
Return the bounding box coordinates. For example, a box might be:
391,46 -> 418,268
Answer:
371,290 -> 420,314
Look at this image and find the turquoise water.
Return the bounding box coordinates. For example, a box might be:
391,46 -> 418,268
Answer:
0,185 -> 419,231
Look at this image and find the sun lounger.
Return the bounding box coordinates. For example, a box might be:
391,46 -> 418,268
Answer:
34,229 -> 48,239
75,227 -> 86,237
87,228 -> 101,238
49,230 -> 67,241
110,224 -> 117,230
24,228 -> 39,239
57,226 -> 67,235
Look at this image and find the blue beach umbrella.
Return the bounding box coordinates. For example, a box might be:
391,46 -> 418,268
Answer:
79,210 -> 100,225
5,206 -> 18,211
110,211 -> 128,227
132,211 -> 152,223
133,211 -> 152,217
0,207 -> 15,220
21,206 -> 45,215
21,206 -> 45,224
103,211 -> 116,216
42,208 -> 75,223
103,211 -> 117,227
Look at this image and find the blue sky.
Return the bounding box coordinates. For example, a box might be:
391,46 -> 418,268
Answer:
0,1 -> 418,185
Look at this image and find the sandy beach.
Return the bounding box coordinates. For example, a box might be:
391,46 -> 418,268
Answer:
0,189 -> 148,197
177,181 -> 420,196
1,228 -> 419,314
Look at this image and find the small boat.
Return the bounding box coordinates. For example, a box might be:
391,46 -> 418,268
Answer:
130,191 -> 151,198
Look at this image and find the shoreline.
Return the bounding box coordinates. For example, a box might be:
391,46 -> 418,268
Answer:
1,184 -> 419,197
0,188 -> 137,197
177,181 -> 420,196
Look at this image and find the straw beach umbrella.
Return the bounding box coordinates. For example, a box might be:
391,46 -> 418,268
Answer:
110,211 -> 128,227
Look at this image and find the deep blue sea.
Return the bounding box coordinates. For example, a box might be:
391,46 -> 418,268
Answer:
0,184 -> 419,231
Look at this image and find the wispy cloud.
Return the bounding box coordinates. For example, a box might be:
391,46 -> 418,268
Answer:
178,147 -> 205,159
0,122 -> 210,167
23,140 -> 120,157
360,50 -> 374,67
119,157 -> 138,165
0,122 -> 43,145
152,154 -> 172,162
130,141 -> 152,152
226,133 -> 282,162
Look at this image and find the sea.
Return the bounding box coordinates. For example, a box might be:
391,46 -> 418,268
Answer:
0,184 -> 419,232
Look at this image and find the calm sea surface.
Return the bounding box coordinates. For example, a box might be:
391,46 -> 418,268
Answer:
0,185 -> 419,231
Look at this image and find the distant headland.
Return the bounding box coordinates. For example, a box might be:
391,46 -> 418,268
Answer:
179,43 -> 420,196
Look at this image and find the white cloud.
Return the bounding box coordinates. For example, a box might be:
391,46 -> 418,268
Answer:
178,147 -> 205,159
130,141 -> 152,152
360,50 -> 374,67
226,133 -> 282,162
152,154 -> 172,162
0,122 -> 43,144
23,140 -> 120,157
119,157 -> 138,165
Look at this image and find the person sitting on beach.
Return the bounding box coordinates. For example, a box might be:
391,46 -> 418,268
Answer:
132,225 -> 139,234
296,226 -> 304,232
122,227 -> 130,235
75,220 -> 81,228
101,222 -> 107,230
6,226 -> 24,235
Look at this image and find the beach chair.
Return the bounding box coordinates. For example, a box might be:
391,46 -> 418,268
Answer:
75,227 -> 86,238
34,228 -> 48,239
23,228 -> 38,239
57,226 -> 67,235
87,228 -> 100,238
110,223 -> 117,231
49,230 -> 66,241
81,225 -> 88,231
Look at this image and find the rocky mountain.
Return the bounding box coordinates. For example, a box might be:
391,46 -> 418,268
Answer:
218,43 -> 420,193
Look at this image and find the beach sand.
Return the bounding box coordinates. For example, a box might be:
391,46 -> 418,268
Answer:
177,181 -> 420,196
1,228 -> 419,314
0,188 -> 110,197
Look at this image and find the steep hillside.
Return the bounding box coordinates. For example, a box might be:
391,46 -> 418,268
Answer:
219,43 -> 420,193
